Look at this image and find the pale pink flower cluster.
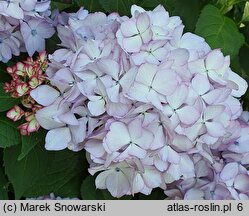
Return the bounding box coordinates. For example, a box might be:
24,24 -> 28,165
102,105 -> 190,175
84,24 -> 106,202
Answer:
0,0 -> 54,61
31,5 -> 249,199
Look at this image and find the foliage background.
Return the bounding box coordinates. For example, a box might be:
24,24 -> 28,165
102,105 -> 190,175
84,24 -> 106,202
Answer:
0,0 -> 249,200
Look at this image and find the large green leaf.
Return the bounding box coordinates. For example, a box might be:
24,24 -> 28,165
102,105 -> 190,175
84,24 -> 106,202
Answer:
81,175 -> 132,200
4,144 -> 85,199
0,168 -> 9,200
51,1 -> 72,11
172,0 -> 205,31
55,174 -> 84,198
18,129 -> 46,161
0,114 -> 21,148
99,0 -> 136,15
73,0 -> 103,12
138,188 -> 165,200
4,144 -> 44,199
216,0 -> 248,14
138,0 -> 174,11
0,83 -> 20,112
195,5 -> 245,58
242,1 -> 249,23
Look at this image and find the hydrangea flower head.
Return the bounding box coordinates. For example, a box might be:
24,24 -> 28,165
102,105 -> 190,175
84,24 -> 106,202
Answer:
30,5 -> 249,200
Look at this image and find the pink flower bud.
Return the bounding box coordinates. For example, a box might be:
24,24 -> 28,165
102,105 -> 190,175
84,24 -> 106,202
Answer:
16,83 -> 29,96
6,105 -> 25,122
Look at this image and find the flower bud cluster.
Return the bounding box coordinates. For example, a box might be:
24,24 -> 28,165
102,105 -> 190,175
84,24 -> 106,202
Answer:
4,52 -> 48,135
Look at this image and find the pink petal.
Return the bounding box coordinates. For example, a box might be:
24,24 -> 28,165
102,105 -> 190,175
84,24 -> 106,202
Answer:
234,174 -> 249,192
58,111 -> 79,126
167,146 -> 180,164
204,105 -> 225,120
220,162 -> 239,181
122,35 -> 142,53
206,49 -> 224,70
184,188 -> 204,200
45,127 -> 71,150
128,119 -> 142,140
136,63 -> 157,86
172,135 -> 194,151
6,3 -> 24,19
177,106 -> 200,125
120,19 -> 138,37
228,71 -> 248,97
192,74 -> 210,95
129,144 -> 147,158
104,122 -> 130,152
153,69 -> 178,96
142,167 -> 162,188
167,84 -> 188,109
106,171 -> 130,198
205,122 -> 225,137
87,97 -> 106,116
30,85 -> 60,106
137,13 -> 150,33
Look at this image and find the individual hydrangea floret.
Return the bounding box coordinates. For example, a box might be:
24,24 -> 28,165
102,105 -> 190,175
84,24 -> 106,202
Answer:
0,0 -> 54,62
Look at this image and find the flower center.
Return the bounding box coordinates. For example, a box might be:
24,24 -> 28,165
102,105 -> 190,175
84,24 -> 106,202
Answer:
31,29 -> 37,36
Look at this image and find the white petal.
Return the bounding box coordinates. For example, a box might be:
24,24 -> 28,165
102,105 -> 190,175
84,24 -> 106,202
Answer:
30,85 -> 60,106
45,127 -> 71,150
104,122 -> 130,152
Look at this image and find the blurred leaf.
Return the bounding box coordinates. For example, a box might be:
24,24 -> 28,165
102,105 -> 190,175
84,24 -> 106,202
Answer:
138,0 -> 174,11
4,144 -> 44,199
0,83 -> 20,112
99,0 -> 136,15
81,175 -> 132,200
0,168 -> 9,200
172,0 -> 205,31
46,34 -> 60,54
73,0 -> 103,12
55,174 -> 84,198
0,63 -> 11,83
51,1 -> 72,10
4,144 -> 85,199
217,0 -> 247,14
0,113 -> 20,148
138,188 -> 165,200
242,1 -> 249,22
195,5 -> 245,59
18,129 -> 46,161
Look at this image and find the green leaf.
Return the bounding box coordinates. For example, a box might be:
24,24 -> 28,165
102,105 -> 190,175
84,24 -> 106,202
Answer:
54,174 -> 84,198
73,0 -> 103,12
216,0 -> 247,14
4,144 -> 86,199
195,5 -> 245,58
242,1 -> 249,22
18,129 -> 46,161
45,34 -> 60,54
51,1 -> 72,11
172,0 -> 204,31
0,83 -> 20,112
138,0 -> 174,11
81,176 -> 132,200
0,63 -> 11,83
0,168 -> 9,200
0,114 -> 21,148
99,0 -> 136,15
4,144 -> 44,199
138,188 -> 165,200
